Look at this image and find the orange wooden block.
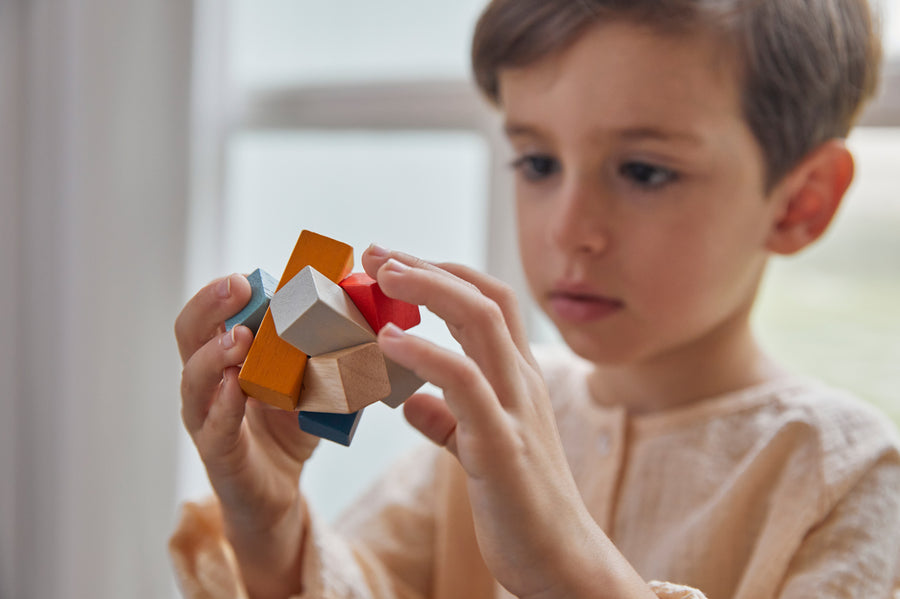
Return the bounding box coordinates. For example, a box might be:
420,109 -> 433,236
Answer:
282,230 -> 354,286
239,230 -> 354,410
238,312 -> 306,411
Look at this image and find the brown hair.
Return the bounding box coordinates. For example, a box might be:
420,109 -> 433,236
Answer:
472,0 -> 883,188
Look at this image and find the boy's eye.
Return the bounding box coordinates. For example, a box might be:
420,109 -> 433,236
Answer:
619,162 -> 678,188
510,154 -> 560,181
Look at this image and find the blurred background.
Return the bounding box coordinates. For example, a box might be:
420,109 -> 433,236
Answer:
1,1 -> 897,597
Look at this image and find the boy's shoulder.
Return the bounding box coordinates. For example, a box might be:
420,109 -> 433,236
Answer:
764,379 -> 900,487
758,377 -> 897,447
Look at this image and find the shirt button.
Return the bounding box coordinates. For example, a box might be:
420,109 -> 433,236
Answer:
596,432 -> 611,456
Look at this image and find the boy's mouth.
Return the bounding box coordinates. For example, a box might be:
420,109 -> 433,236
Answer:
547,285 -> 624,323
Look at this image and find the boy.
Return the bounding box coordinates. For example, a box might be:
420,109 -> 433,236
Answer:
171,1 -> 900,597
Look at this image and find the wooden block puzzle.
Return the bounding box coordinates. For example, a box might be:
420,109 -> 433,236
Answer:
226,229 -> 425,445
238,231 -> 354,411
298,410 -> 363,447
297,342 -> 391,413
339,273 -> 421,332
270,266 -> 376,357
225,268 -> 278,334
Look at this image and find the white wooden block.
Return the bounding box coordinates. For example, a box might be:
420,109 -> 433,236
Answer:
270,265 -> 376,356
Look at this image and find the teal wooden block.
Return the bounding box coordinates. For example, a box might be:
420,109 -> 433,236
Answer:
225,268 -> 278,334
298,409 -> 363,446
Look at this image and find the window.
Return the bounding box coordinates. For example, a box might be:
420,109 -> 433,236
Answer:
181,1 -> 900,521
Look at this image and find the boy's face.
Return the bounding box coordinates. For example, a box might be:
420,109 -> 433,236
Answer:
502,22 -> 783,366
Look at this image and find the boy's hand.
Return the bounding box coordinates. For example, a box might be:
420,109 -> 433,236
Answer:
175,274 -> 318,598
361,247 -> 654,599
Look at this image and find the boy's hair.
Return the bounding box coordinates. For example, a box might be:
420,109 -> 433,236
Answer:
472,0 -> 883,189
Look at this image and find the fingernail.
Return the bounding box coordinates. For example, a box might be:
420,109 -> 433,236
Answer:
380,322 -> 405,339
217,276 -> 232,299
385,258 -> 409,272
367,243 -> 390,258
220,328 -> 236,349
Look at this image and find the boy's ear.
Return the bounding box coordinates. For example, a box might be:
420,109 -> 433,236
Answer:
765,139 -> 854,255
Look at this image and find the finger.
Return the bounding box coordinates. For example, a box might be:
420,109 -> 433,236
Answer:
175,273 -> 253,364
363,248 -> 494,339
361,243 -> 401,279
378,323 -> 507,430
364,247 -> 515,354
361,245 -> 469,289
181,325 -> 254,435
436,262 -> 535,367
403,393 -> 459,455
376,258 -> 527,408
199,366 -> 249,457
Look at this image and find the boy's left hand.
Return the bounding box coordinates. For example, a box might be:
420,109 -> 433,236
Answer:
361,245 -> 654,599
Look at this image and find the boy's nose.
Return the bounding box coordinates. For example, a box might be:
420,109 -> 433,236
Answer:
549,178 -> 609,255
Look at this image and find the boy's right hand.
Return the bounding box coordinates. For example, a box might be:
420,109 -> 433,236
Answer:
175,274 -> 317,597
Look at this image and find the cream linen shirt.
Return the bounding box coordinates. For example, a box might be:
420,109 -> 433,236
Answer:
170,346 -> 900,598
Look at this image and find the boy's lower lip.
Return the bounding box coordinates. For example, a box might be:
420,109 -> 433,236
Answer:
548,294 -> 624,323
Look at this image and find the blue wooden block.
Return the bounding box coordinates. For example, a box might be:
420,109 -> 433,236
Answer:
225,268 -> 278,334
298,409 -> 363,446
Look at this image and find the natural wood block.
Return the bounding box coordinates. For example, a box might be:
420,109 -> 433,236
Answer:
297,342 -> 391,413
239,231 -> 354,411
339,272 -> 421,332
225,268 -> 278,334
298,410 -> 363,446
270,266 -> 376,357
381,357 -> 426,408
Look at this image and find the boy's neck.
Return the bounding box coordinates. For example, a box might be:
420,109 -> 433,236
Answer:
586,314 -> 787,415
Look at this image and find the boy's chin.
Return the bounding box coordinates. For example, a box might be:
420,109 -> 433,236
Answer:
554,326 -> 636,366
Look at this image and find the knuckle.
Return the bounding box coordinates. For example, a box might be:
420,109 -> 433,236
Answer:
473,295 -> 505,327
451,355 -> 483,389
173,310 -> 189,343
493,281 -> 517,308
180,404 -> 200,435
180,368 -> 197,401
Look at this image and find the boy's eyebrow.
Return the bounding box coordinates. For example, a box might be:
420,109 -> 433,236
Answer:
504,122 -> 703,145
504,122 -> 547,139
614,126 -> 703,145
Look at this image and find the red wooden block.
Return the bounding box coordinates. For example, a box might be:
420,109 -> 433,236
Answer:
339,273 -> 421,332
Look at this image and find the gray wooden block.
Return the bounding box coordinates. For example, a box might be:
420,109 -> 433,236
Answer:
381,358 -> 426,408
270,265 -> 376,356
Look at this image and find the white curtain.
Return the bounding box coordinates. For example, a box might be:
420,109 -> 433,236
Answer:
0,1 -> 193,597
